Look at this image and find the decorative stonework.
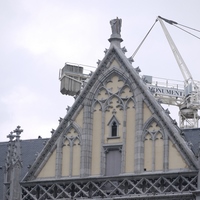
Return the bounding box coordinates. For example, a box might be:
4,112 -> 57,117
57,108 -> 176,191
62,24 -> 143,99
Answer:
60,126 -> 81,177
143,120 -> 164,172
20,172 -> 198,199
63,128 -> 81,147
145,122 -> 163,141
95,74 -> 134,113
5,126 -> 23,200
21,21 -> 199,200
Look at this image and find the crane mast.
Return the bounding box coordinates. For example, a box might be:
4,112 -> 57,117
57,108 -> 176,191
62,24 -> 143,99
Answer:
157,16 -> 193,85
156,16 -> 200,128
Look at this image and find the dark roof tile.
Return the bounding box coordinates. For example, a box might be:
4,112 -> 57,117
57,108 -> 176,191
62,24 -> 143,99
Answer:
182,128 -> 200,156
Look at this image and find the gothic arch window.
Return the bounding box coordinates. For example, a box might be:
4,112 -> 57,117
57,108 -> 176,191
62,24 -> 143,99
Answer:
60,123 -> 82,177
111,121 -> 117,137
107,115 -> 120,138
62,129 -> 81,177
143,121 -> 164,172
144,133 -> 153,171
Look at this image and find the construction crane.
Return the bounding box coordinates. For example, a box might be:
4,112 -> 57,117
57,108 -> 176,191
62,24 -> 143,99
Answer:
142,16 -> 200,129
59,62 -> 94,96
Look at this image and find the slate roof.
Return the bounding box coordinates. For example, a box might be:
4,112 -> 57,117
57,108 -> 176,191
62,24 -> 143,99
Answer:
182,128 -> 200,156
0,138 -> 49,199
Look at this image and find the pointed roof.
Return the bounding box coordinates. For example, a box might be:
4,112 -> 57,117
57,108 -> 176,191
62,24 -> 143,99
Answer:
23,18 -> 198,181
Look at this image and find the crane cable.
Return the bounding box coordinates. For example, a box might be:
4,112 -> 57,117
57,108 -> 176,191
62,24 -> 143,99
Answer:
177,23 -> 200,33
172,24 -> 200,40
158,16 -> 200,39
132,16 -> 200,59
131,19 -> 158,59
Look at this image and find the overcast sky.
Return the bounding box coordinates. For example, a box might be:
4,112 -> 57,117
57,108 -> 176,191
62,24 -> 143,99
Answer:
1,0 -> 200,141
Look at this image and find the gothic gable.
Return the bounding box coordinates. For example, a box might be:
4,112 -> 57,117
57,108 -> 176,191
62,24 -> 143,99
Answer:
23,22 -> 198,182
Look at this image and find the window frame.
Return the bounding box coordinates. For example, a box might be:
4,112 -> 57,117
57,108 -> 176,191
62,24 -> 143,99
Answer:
103,144 -> 123,176
107,115 -> 120,139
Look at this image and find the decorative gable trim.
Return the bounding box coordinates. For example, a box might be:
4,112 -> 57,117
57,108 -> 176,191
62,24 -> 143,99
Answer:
143,116 -> 165,138
23,41 -> 198,181
107,115 -> 120,126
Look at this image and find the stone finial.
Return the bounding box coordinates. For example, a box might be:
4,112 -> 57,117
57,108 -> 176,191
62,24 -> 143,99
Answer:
5,126 -> 23,200
172,119 -> 177,125
121,46 -> 127,54
66,106 -> 71,113
128,57 -> 134,63
89,71 -> 93,76
97,60 -> 101,66
187,141 -> 193,149
51,129 -> 55,135
13,126 -> 23,140
165,108 -> 170,115
112,109 -> 117,115
59,117 -> 63,123
135,66 -> 141,74
7,131 -> 14,141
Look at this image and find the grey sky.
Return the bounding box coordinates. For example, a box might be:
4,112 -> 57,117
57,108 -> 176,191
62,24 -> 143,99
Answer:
1,0 -> 200,141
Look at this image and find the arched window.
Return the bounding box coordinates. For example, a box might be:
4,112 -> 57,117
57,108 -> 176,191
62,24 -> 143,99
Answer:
61,127 -> 81,177
111,121 -> 117,137
107,115 -> 120,138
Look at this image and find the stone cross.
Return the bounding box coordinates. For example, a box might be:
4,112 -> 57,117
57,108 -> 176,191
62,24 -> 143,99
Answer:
7,131 -> 15,141
13,126 -> 23,140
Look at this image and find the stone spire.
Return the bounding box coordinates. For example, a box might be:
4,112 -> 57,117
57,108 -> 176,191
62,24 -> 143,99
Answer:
108,17 -> 123,47
4,126 -> 23,200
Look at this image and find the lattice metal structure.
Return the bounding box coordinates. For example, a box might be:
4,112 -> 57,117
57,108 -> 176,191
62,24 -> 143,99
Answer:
17,172 -> 198,200
4,184 -> 10,200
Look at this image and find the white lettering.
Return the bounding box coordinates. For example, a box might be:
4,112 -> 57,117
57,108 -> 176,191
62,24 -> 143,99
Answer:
148,85 -> 185,98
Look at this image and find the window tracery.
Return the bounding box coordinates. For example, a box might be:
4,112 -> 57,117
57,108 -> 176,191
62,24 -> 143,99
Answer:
61,127 -> 81,177
144,121 -> 164,172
